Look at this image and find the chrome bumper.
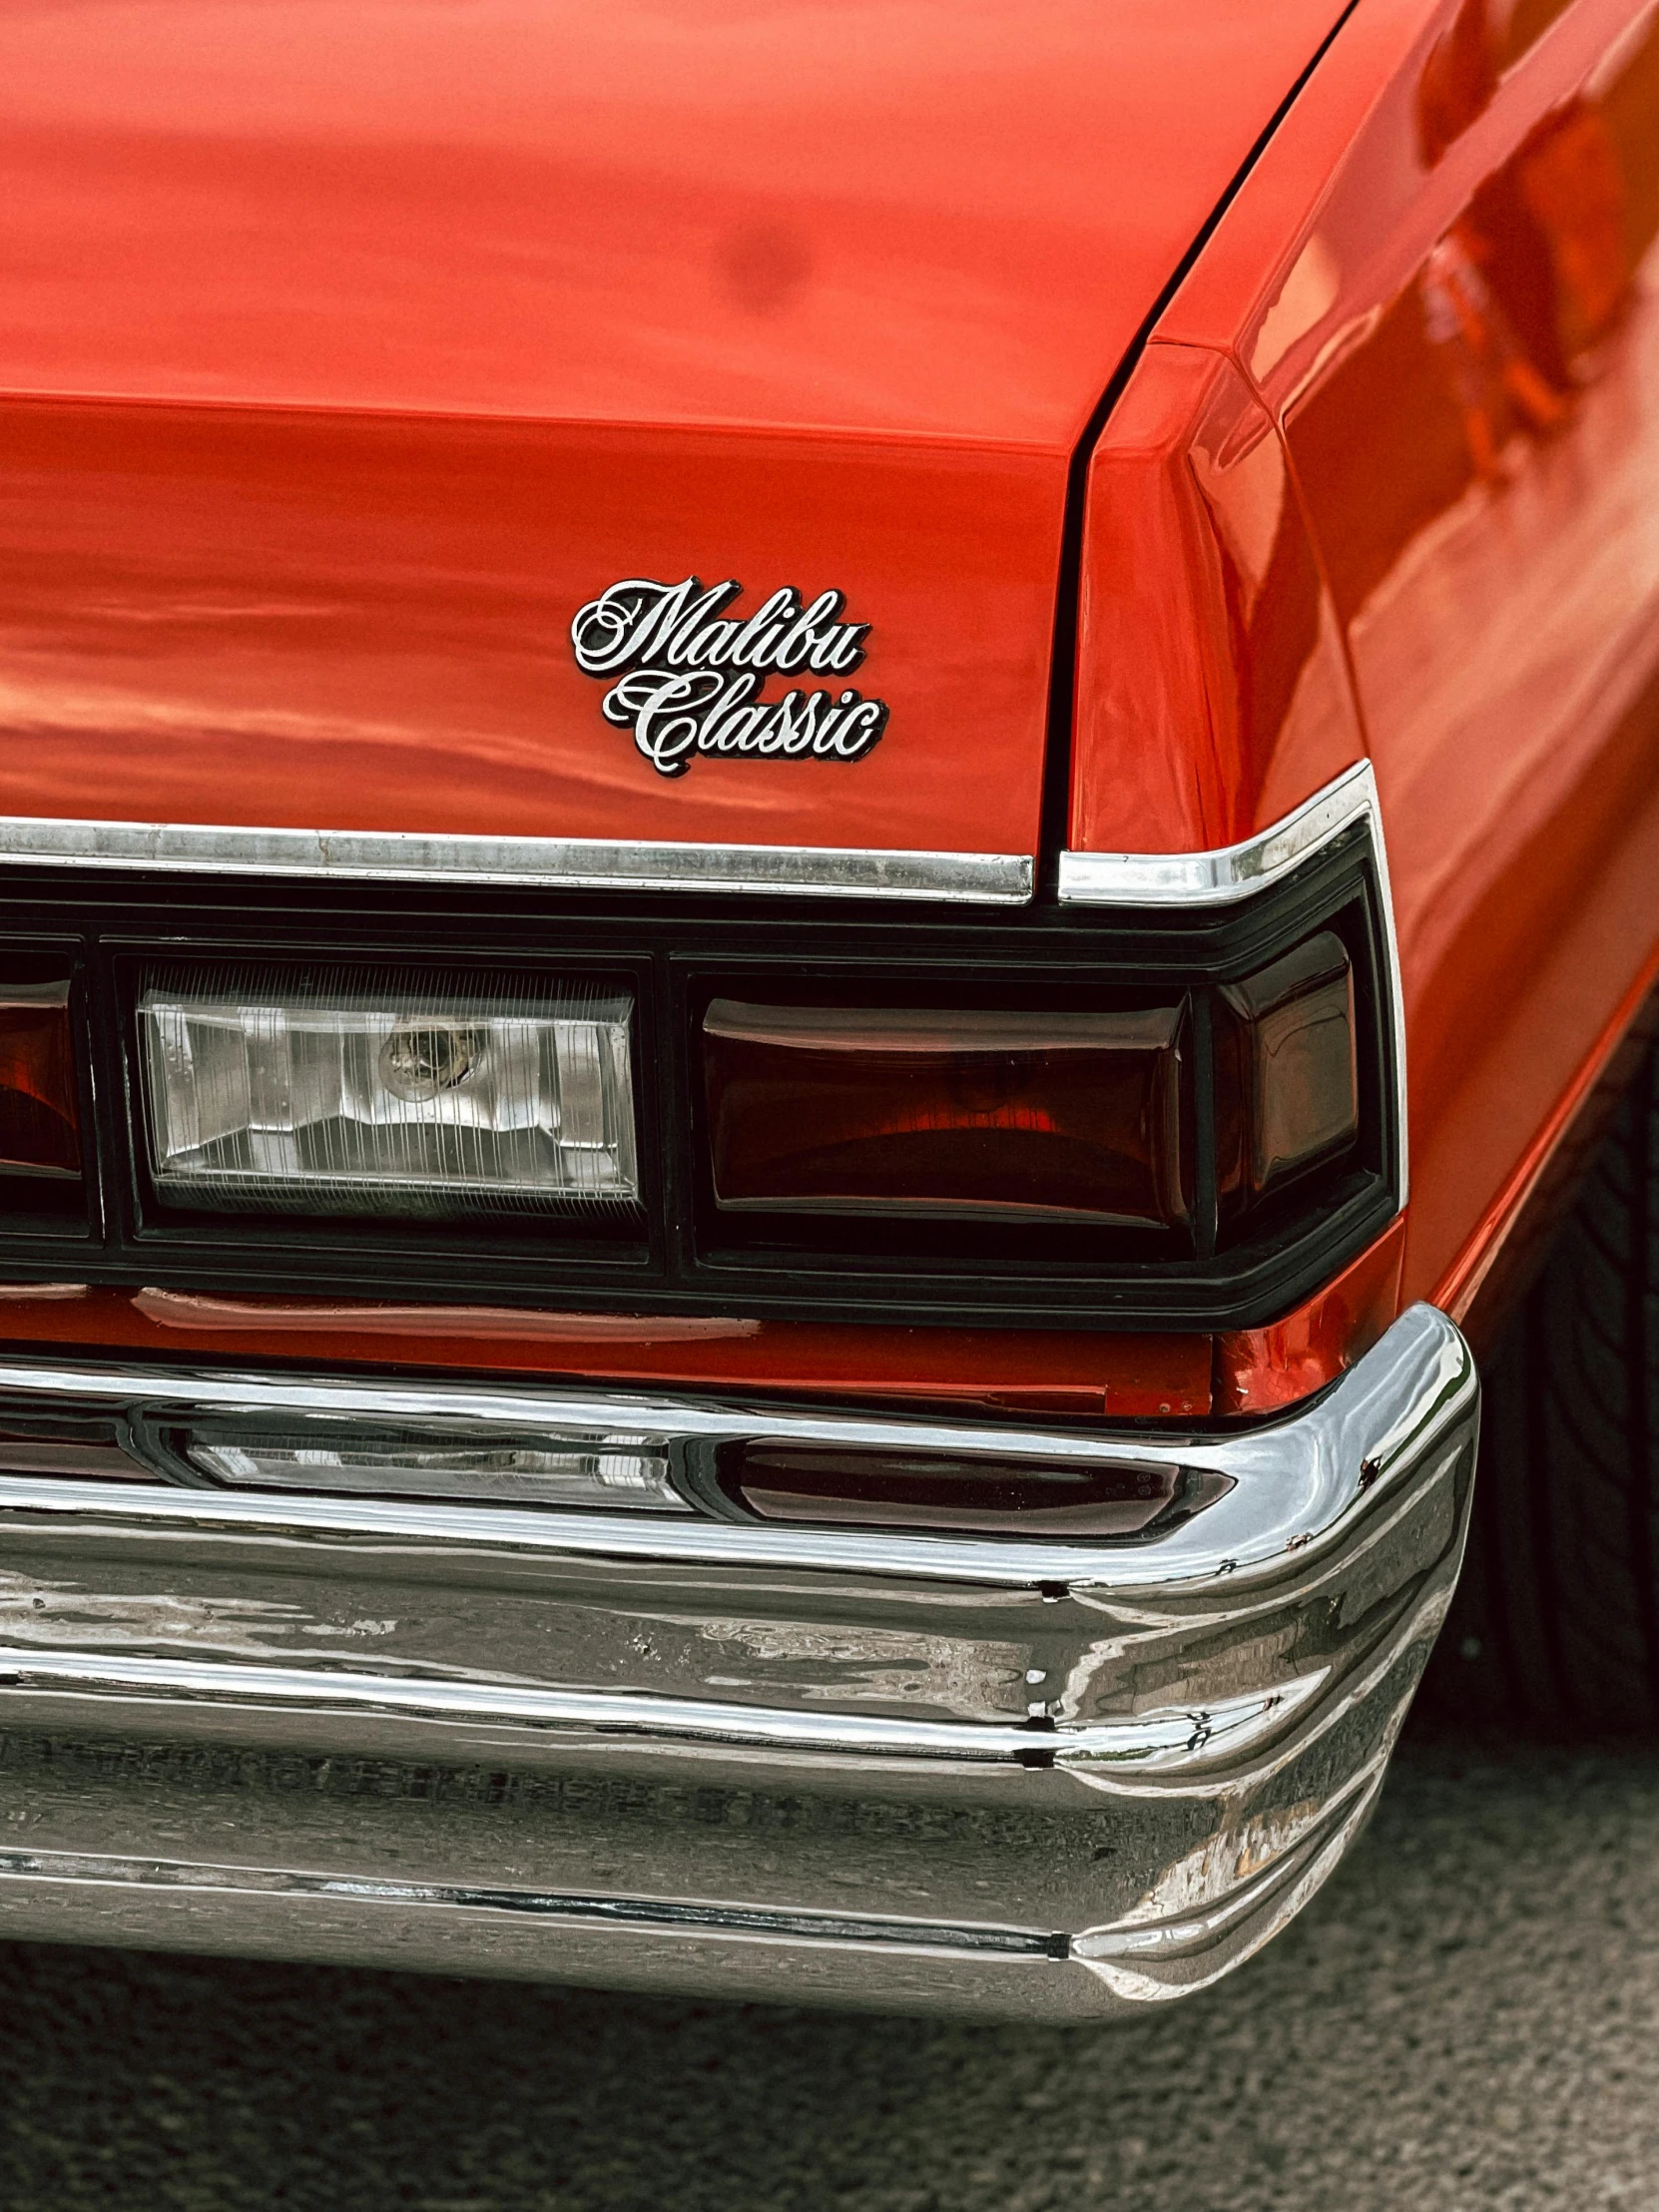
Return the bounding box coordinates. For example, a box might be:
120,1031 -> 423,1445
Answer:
0,1303 -> 1476,2018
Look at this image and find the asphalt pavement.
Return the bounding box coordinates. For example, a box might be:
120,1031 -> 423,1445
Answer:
3,1724 -> 1659,2210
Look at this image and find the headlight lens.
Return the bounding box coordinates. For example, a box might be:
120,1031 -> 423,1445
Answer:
139,974 -> 638,1216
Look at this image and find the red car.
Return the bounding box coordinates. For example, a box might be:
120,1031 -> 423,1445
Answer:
0,0 -> 1652,2017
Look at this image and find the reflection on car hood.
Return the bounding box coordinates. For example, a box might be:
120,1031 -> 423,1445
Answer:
0,0 -> 1344,865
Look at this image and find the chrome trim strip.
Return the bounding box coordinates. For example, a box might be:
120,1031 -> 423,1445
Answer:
1056,760 -> 1375,907
0,1303 -> 1472,1591
0,816 -> 1033,904
0,1646 -> 1320,1772
0,1848 -> 1067,1959
1058,761 -> 1409,1206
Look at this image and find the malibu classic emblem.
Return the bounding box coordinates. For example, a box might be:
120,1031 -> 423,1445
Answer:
569,576 -> 889,778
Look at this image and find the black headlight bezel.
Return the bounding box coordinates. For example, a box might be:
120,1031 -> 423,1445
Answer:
0,815 -> 1399,1331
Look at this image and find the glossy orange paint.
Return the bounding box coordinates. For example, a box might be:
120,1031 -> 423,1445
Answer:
1075,0 -> 1659,1323
1071,343 -> 1362,855
1441,939 -> 1659,1352
0,1284 -> 1211,1420
0,401 -> 1060,856
1216,1217 -> 1405,1414
0,0 -> 1344,863
0,1222 -> 1405,1423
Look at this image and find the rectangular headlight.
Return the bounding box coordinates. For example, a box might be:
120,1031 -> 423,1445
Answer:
139,972 -> 638,1216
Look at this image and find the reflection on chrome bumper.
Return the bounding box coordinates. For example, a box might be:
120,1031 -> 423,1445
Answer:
0,1304 -> 1476,2018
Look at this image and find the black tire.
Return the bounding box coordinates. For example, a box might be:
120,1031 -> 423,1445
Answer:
1423,1045 -> 1659,1731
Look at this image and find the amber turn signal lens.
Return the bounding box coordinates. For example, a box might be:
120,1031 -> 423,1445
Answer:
703,999 -> 1189,1227
0,980 -> 80,1178
1214,932 -> 1358,1219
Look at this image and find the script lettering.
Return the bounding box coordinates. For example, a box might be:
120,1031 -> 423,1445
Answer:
570,576 -> 887,778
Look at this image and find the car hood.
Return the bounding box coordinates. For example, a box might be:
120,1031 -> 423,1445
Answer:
0,0 -> 1344,872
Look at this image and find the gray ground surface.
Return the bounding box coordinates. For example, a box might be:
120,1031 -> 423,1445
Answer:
2,1728 -> 1658,2209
